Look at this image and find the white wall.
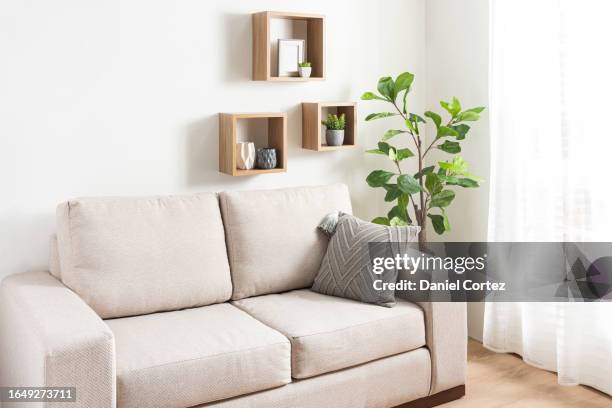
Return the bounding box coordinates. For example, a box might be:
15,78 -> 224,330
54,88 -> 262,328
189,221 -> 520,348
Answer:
1,1 -> 492,341
0,0 -> 426,280
426,0 -> 490,341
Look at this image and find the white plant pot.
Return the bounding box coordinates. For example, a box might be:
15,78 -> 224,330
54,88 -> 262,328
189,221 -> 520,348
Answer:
298,66 -> 312,78
236,142 -> 255,170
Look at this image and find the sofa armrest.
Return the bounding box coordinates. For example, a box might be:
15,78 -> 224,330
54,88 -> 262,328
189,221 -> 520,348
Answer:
0,272 -> 115,408
417,301 -> 467,395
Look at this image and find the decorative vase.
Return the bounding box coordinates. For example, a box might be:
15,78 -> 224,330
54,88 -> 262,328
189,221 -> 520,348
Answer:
256,148 -> 277,169
325,129 -> 345,146
298,66 -> 312,78
236,142 -> 255,170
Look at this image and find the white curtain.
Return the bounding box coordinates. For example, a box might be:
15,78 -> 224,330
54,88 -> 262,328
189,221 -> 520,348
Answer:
485,0 -> 612,396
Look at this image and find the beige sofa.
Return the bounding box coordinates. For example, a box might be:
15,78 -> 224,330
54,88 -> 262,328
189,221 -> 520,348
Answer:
0,184 -> 466,408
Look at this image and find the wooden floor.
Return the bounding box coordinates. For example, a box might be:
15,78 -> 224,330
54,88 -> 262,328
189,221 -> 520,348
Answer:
442,340 -> 612,407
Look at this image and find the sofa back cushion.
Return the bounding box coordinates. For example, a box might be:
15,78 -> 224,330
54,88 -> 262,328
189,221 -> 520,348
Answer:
219,184 -> 353,300
56,194 -> 232,318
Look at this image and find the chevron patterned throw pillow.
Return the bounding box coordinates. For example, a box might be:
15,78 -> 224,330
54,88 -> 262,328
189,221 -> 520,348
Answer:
311,213 -> 420,307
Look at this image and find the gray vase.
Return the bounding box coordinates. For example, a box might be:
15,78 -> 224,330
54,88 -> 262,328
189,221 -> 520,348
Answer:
256,148 -> 277,169
326,129 -> 345,146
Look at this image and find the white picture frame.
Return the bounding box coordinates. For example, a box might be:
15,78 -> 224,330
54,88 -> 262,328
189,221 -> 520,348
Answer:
277,39 -> 305,77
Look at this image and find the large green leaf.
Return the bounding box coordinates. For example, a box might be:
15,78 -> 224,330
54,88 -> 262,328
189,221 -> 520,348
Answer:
438,174 -> 459,184
377,142 -> 393,155
431,190 -> 456,208
438,174 -> 479,187
396,148 -> 414,161
455,178 -> 480,188
438,162 -> 455,172
402,87 -> 409,114
372,216 -> 390,226
394,72 -> 415,94
365,149 -> 386,155
365,112 -> 397,121
440,97 -> 461,117
382,129 -> 405,141
409,113 -> 426,123
377,77 -> 395,101
440,101 -> 451,115
361,91 -> 387,101
406,113 -> 425,136
383,184 -> 401,202
424,111 -> 442,128
456,111 -> 480,122
428,214 -> 446,234
398,192 -> 410,209
451,97 -> 462,115
398,193 -> 412,224
366,170 -> 394,187
397,174 -> 422,194
388,205 -> 408,223
425,173 -> 443,195
390,216 -> 408,226
451,124 -> 470,140
437,126 -> 459,138
438,140 -> 461,154
405,118 -> 417,133
438,156 -> 469,175
414,166 -> 435,179
465,106 -> 485,114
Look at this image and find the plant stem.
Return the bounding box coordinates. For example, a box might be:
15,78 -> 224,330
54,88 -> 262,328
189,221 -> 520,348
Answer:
391,102 -> 419,149
416,142 -> 425,228
391,101 -> 426,231
394,161 -> 402,175
422,139 -> 438,158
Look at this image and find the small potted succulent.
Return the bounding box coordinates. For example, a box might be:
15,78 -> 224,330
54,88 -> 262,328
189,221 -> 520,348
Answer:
321,113 -> 346,146
298,62 -> 312,78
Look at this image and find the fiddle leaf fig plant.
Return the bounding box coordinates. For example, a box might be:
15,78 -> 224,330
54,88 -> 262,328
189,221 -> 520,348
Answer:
361,71 -> 485,245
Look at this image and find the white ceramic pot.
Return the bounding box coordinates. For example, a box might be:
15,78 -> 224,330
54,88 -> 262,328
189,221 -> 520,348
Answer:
236,142 -> 255,170
298,66 -> 312,78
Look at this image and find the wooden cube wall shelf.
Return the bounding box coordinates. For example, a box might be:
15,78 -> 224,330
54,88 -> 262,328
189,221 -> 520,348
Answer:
218,113 -> 287,176
252,11 -> 325,81
302,102 -> 357,151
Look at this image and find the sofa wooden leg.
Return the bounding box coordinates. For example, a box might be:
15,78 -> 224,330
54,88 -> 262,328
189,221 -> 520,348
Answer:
394,385 -> 466,408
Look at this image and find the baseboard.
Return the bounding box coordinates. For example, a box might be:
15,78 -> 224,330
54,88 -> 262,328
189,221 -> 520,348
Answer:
394,385 -> 466,408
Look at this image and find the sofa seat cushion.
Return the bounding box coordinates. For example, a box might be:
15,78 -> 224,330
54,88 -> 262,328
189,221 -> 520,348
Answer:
232,289 -> 426,379
105,303 -> 291,408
